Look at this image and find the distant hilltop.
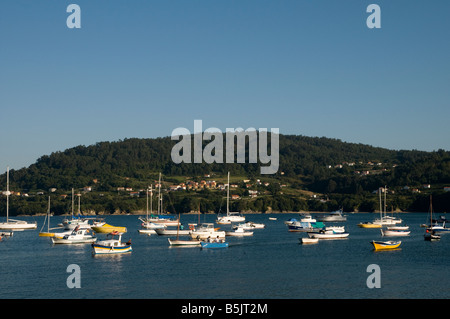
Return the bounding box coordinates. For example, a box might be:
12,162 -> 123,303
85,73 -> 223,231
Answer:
1,134 -> 450,215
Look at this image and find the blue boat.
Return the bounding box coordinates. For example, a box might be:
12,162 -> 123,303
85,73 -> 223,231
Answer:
200,241 -> 229,249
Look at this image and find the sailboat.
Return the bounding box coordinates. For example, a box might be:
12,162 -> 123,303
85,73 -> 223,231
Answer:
217,172 -> 245,224
142,173 -> 179,226
168,213 -> 201,246
39,196 -> 59,237
373,186 -> 402,225
424,195 -> 441,241
60,189 -> 91,230
138,185 -> 164,235
0,167 -> 37,231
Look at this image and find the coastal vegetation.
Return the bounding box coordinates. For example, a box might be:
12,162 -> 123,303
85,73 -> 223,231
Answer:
1,134 -> 450,216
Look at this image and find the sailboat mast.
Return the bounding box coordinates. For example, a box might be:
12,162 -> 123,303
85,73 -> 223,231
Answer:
6,167 -> 9,223
47,195 -> 51,232
227,172 -> 230,216
384,185 -> 387,218
379,187 -> 382,220
158,173 -> 162,215
71,188 -> 74,219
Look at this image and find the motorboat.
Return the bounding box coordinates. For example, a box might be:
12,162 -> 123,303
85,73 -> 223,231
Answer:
51,227 -> 96,244
371,240 -> 401,250
190,223 -> 226,240
226,226 -> 253,237
288,215 -> 324,232
386,225 -> 409,231
307,229 -> 349,239
424,228 -> 441,241
234,221 -> 265,230
92,231 -> 132,254
316,209 -> 347,222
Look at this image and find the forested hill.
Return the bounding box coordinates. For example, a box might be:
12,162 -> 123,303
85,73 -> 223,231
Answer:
3,134 -> 450,192
1,134 -> 450,215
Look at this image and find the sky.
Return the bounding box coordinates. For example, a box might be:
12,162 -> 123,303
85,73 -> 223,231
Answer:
1,0 -> 449,170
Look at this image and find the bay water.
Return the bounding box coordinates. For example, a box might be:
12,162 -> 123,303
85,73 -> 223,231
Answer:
1,213 -> 449,299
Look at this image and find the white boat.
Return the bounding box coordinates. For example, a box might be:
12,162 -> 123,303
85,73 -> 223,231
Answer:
216,172 -> 245,224
92,231 -> 132,254
316,209 -> 347,222
307,229 -> 349,239
226,226 -> 253,237
300,237 -> 319,244
381,229 -> 410,237
288,215 -> 323,232
387,225 -> 409,231
140,174 -> 180,226
190,223 -> 225,240
268,217 -> 277,221
168,238 -> 202,246
138,185 -> 166,235
324,226 -> 345,233
60,190 -> 103,230
234,221 -> 265,230
155,227 -> 191,236
51,227 -> 96,244
0,167 -> 37,231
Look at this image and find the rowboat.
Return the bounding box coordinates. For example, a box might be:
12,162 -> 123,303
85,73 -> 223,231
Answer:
371,240 -> 401,250
92,231 -> 132,254
91,223 -> 127,234
168,238 -> 201,246
300,237 -> 319,244
200,241 -> 229,249
357,222 -> 382,229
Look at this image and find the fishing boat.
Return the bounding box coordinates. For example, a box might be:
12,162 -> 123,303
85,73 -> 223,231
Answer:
216,172 -> 245,224
299,237 -> 319,244
371,240 -> 401,250
226,226 -> 253,237
190,223 -> 225,240
51,227 -> 96,244
381,229 -> 410,237
0,167 -> 37,231
316,209 -> 347,222
307,229 -> 349,239
92,231 -> 132,254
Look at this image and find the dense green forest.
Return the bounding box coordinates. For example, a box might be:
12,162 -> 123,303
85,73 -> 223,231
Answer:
1,134 -> 450,216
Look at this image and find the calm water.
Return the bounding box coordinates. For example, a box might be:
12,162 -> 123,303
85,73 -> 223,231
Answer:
0,213 -> 449,299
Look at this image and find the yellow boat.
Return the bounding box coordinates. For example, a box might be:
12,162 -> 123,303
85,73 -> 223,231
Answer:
92,223 -> 127,234
358,222 -> 382,229
38,231 -> 55,237
371,240 -> 401,250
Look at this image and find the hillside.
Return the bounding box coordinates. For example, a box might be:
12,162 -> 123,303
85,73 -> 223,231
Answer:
1,134 -> 450,216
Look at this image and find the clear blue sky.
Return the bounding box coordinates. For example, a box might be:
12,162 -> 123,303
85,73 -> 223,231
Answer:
1,0 -> 449,170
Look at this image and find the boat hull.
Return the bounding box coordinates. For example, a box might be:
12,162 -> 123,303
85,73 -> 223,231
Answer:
308,232 -> 349,239
52,237 -> 97,244
0,221 -> 37,230
300,237 -> 319,244
381,229 -> 410,237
